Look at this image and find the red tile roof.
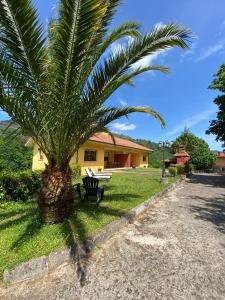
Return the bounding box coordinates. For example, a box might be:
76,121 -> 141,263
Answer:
89,133 -> 152,151
174,151 -> 190,157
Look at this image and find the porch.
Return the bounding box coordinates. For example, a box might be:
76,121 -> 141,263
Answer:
104,149 -> 144,169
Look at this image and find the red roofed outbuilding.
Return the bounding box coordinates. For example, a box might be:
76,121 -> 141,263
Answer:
214,152 -> 225,172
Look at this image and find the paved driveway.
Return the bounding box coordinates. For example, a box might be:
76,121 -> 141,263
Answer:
1,174 -> 225,300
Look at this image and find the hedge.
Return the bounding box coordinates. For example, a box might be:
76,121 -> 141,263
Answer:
176,165 -> 185,175
70,164 -> 81,180
168,166 -> 177,177
0,164 -> 81,202
0,170 -> 41,202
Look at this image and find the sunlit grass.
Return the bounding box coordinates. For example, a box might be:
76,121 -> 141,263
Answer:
0,168 -> 178,278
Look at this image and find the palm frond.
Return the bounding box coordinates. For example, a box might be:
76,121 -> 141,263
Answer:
101,127 -> 116,145
96,106 -> 165,128
0,0 -> 193,168
96,21 -> 141,57
50,0 -> 121,101
83,66 -> 169,109
84,23 -> 191,108
0,0 -> 46,85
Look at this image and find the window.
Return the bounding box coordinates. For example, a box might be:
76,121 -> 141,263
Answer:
38,148 -> 44,160
84,150 -> 97,162
104,152 -> 109,162
143,155 -> 147,162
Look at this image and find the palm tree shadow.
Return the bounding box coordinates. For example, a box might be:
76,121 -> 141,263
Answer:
60,197 -> 130,287
62,213 -> 91,287
1,192 -> 136,287
0,204 -> 42,249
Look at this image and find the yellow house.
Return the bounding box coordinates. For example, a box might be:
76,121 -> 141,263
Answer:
30,133 -> 152,175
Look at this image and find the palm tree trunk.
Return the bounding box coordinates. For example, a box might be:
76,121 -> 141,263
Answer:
38,164 -> 74,223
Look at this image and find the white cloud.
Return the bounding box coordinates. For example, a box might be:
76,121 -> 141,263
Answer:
154,22 -> 165,28
196,40 -> 225,61
111,122 -> 136,131
180,42 -> 198,61
118,98 -> 127,106
166,108 -> 216,137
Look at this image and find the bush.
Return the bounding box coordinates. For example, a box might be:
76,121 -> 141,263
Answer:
0,170 -> 41,202
151,162 -> 161,168
70,164 -> 81,180
188,163 -> 195,173
168,166 -> 177,177
176,164 -> 185,175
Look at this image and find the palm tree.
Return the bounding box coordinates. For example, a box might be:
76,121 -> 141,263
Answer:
0,0 -> 192,223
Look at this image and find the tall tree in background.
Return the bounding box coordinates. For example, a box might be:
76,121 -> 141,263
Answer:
172,129 -> 216,170
0,0 -> 192,223
0,131 -> 32,171
206,64 -> 225,147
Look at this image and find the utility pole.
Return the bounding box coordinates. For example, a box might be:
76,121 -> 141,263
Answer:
158,141 -> 170,183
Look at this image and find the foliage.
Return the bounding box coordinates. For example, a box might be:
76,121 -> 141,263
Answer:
188,163 -> 195,173
176,164 -> 185,175
70,164 -> 81,180
0,168 -> 179,278
0,0 -> 192,170
206,64 -> 225,147
168,166 -> 177,176
0,170 -> 40,202
172,129 -> 216,170
0,129 -> 32,172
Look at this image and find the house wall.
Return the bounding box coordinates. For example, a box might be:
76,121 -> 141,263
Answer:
215,157 -> 225,171
32,143 -> 48,170
176,156 -> 190,165
70,141 -> 105,175
114,153 -> 131,168
140,152 -> 149,168
132,152 -> 149,168
32,142 -> 149,175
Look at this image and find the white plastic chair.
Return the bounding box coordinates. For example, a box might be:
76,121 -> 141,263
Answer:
89,167 -> 112,177
85,168 -> 110,180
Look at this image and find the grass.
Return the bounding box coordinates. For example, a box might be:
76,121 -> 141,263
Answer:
0,168 -> 179,278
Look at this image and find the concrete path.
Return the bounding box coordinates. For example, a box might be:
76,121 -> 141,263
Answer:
1,174 -> 225,300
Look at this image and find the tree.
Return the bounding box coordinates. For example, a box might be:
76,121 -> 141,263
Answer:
172,129 -> 216,170
206,64 -> 225,147
0,0 -> 192,223
0,130 -> 32,171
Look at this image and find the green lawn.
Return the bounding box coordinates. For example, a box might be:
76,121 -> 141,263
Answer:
0,168 -> 178,278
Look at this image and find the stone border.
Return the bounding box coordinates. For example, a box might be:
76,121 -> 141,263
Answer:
3,177 -> 185,284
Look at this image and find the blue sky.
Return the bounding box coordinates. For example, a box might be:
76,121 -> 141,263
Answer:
1,0 -> 225,150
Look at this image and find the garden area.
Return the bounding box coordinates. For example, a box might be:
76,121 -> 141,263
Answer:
0,168 -> 179,279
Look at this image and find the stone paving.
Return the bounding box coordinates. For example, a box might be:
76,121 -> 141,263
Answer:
1,173 -> 225,300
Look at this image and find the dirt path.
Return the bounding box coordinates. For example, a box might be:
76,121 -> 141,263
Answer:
1,174 -> 225,300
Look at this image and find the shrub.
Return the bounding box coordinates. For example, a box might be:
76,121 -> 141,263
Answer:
0,186 -> 7,201
151,162 -> 161,168
168,166 -> 177,177
0,170 -> 41,202
70,164 -> 81,180
176,164 -> 185,175
188,163 -> 195,173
